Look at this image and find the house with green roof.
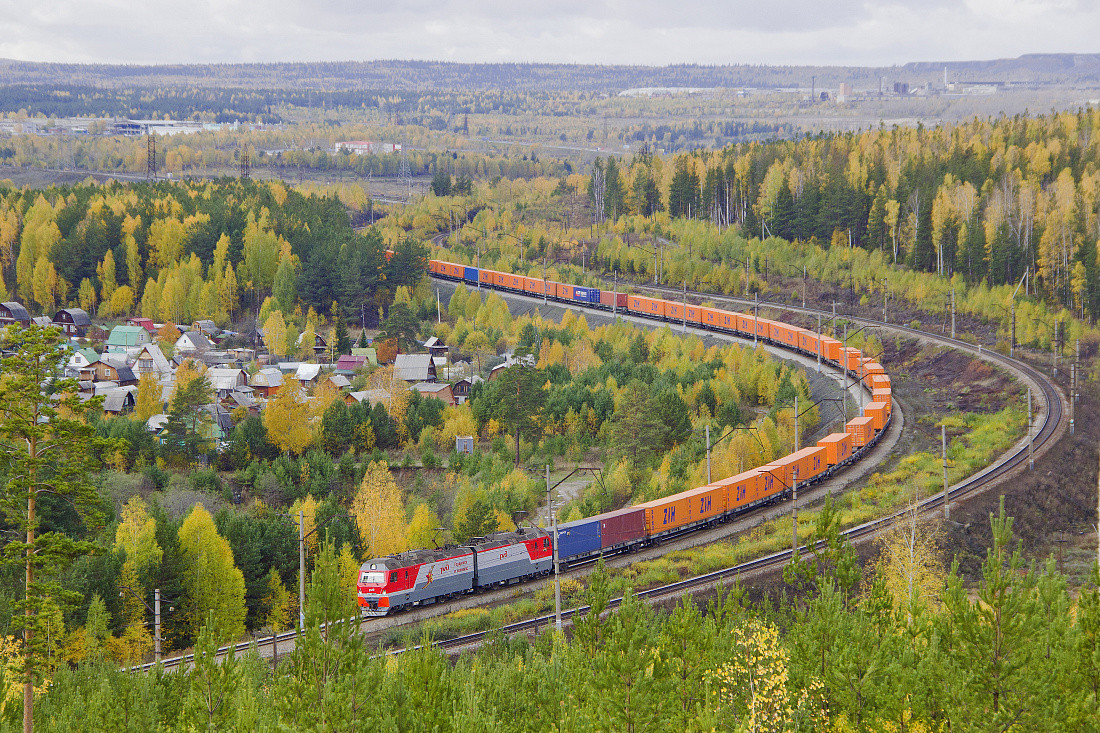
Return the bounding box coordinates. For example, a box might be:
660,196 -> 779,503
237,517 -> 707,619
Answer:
105,325 -> 152,351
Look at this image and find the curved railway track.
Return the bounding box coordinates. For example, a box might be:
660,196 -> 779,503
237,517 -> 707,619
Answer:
420,287 -> 1067,655
142,286 -> 1066,670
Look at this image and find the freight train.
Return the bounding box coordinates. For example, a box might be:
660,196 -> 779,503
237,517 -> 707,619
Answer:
356,259 -> 893,616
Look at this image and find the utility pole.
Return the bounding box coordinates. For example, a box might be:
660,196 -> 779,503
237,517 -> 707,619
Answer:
1070,362 -> 1075,436
842,323 -> 849,423
547,465 -> 561,633
753,293 -> 759,346
883,277 -> 888,322
942,424 -> 950,519
794,394 -> 799,450
705,424 -> 712,484
1053,319 -> 1059,377
951,287 -> 956,339
682,281 -> 688,334
816,314 -> 822,373
436,289 -> 441,324
154,589 -> 162,663
1011,302 -> 1016,358
1027,387 -> 1033,471
613,269 -> 618,321
792,467 -> 799,557
298,509 -> 306,631
802,265 -> 807,309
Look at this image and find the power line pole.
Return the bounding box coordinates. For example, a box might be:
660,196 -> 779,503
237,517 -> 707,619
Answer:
705,424 -> 711,484
942,424 -> 950,520
154,589 -> 162,663
682,281 -> 688,334
1027,387 -> 1034,471
547,465 -> 561,633
951,286 -> 956,339
298,509 -> 306,631
753,293 -> 759,346
146,128 -> 156,181
816,314 -> 822,373
792,467 -> 799,557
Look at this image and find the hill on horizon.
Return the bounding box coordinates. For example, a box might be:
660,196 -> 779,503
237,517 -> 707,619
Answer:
1,53 -> 1098,94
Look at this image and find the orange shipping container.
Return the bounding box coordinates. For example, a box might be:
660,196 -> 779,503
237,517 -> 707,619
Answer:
770,323 -> 802,349
703,308 -> 736,331
820,337 -> 842,362
629,295 -> 666,318
872,388 -> 892,410
871,374 -> 891,390
735,313 -> 755,336
864,401 -> 888,431
666,301 -> 684,321
680,483 -> 728,524
757,468 -> 782,501
862,361 -> 885,378
685,304 -> 703,324
798,330 -> 819,354
714,470 -> 763,509
638,493 -> 695,535
817,432 -> 854,466
559,284 -> 576,301
846,416 -> 875,447
754,317 -> 773,340
479,269 -> 498,286
843,348 -> 862,371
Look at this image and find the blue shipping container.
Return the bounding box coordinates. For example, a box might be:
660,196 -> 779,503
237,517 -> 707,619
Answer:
555,517 -> 601,560
572,287 -> 601,304
463,267 -> 479,283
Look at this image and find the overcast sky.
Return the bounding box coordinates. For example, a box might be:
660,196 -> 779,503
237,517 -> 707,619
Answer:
0,0 -> 1096,67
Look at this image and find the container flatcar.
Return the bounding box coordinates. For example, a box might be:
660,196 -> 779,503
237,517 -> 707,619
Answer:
556,516 -> 601,560
600,291 -> 627,310
629,295 -> 667,319
703,307 -> 736,332
820,337 -> 842,362
846,416 -> 875,447
573,287 -> 601,304
600,507 -> 647,550
817,432 -> 854,467
864,401 -> 889,432
712,470 -> 762,510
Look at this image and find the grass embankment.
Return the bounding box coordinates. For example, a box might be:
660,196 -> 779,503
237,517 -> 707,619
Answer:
388,402 -> 1024,645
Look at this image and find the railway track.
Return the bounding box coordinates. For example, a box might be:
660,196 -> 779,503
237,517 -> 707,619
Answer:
143,285 -> 1066,669
418,286 -> 1067,656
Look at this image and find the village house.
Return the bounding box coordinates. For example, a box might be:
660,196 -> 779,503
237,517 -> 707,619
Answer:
105,325 -> 151,352
393,353 -> 436,383
410,381 -> 455,406
0,301 -> 31,328
175,330 -> 213,356
249,367 -> 284,399
52,308 -> 92,337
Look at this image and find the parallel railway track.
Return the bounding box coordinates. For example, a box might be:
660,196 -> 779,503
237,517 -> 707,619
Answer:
143,287 -> 1065,669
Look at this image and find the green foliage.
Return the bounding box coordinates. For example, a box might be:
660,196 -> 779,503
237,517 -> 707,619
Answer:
0,324 -> 111,718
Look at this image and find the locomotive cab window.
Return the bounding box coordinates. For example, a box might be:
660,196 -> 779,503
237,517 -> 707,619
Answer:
361,571 -> 386,585
543,539 -> 550,549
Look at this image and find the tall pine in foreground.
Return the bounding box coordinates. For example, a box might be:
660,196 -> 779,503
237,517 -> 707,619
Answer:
0,324 -> 111,733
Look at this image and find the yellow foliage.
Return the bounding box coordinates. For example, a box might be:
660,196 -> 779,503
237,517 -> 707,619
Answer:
352,461 -> 408,558
265,377 -> 312,455
407,503 -> 442,549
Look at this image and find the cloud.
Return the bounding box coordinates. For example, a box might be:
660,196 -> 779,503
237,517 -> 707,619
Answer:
0,0 -> 1096,67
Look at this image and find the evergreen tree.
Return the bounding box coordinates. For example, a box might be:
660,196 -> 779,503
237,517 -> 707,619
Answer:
0,324 -> 110,733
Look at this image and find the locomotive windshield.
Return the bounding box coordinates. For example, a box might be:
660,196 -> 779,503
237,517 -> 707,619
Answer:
359,571 -> 386,586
